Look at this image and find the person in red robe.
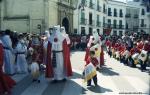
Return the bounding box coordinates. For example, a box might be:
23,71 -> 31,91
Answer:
0,39 -> 16,94
45,25 -> 72,82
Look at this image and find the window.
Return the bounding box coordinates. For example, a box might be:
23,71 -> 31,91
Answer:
97,0 -> 101,12
113,20 -> 117,28
89,27 -> 93,35
141,9 -> 145,15
97,15 -> 100,26
81,27 -> 86,35
114,8 -> 117,17
97,29 -> 100,35
108,8 -> 112,16
141,19 -> 145,27
126,23 -> 128,29
103,4 -> 106,13
119,31 -> 123,36
108,19 -> 111,28
103,17 -> 105,27
119,20 -> 122,28
113,31 -> 117,35
89,13 -> 93,25
89,0 -> 94,9
97,15 -> 99,22
81,11 -> 86,24
81,11 -> 85,19
119,9 -> 123,17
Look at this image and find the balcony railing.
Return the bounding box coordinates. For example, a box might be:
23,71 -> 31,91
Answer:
134,14 -> 139,18
103,23 -> 108,28
125,14 -> 131,18
120,13 -> 123,17
80,18 -> 87,25
107,24 -> 124,29
89,20 -> 95,26
140,24 -> 146,27
114,13 -> 117,17
133,26 -> 139,29
119,25 -> 124,29
108,12 -> 112,16
89,2 -> 94,9
96,21 -> 101,27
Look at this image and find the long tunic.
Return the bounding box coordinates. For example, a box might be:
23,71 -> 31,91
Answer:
46,37 -> 72,80
15,42 -> 28,73
0,40 -> 16,94
1,35 -> 15,74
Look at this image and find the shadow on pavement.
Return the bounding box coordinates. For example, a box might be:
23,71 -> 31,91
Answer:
86,85 -> 112,94
98,66 -> 119,76
71,72 -> 83,79
42,79 -> 87,95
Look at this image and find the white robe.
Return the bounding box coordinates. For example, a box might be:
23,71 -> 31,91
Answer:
50,40 -> 65,80
15,42 -> 28,73
48,26 -> 66,80
1,35 -> 15,74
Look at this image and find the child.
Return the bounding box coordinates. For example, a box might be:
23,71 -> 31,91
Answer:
85,51 -> 99,86
30,57 -> 40,83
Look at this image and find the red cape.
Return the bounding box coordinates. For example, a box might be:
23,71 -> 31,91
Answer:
45,39 -> 72,78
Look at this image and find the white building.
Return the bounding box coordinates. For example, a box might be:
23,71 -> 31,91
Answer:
73,0 -> 108,35
74,0 -> 126,36
107,0 -> 126,36
126,0 -> 150,34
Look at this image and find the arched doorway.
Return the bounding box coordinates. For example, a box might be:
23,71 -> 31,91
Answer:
62,17 -> 69,34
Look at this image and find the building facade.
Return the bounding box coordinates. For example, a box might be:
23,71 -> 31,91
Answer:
126,0 -> 150,34
74,0 -> 150,36
0,0 -> 77,34
73,0 -> 108,35
107,0 -> 126,36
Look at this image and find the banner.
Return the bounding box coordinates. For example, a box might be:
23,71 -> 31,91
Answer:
84,63 -> 97,82
138,50 -> 148,62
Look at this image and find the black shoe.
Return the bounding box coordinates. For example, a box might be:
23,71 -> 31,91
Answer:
32,79 -> 37,82
62,78 -> 67,82
51,80 -> 58,83
87,84 -> 91,86
95,83 -> 98,86
38,80 -> 40,83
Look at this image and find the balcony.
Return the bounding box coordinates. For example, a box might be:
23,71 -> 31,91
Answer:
133,26 -> 139,29
113,24 -> 117,29
103,9 -> 107,14
80,18 -> 87,25
119,25 -> 124,29
89,20 -> 95,26
119,13 -> 123,17
89,2 -> 94,9
125,14 -> 131,18
107,24 -> 113,28
140,24 -> 146,27
103,23 -> 108,28
114,12 -> 117,17
97,5 -> 101,12
134,14 -> 139,18
108,12 -> 112,16
96,21 -> 101,27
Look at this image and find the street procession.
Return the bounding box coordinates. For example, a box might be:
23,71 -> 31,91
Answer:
0,0 -> 150,95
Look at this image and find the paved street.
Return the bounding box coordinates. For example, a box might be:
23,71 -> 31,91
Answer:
11,51 -> 150,95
